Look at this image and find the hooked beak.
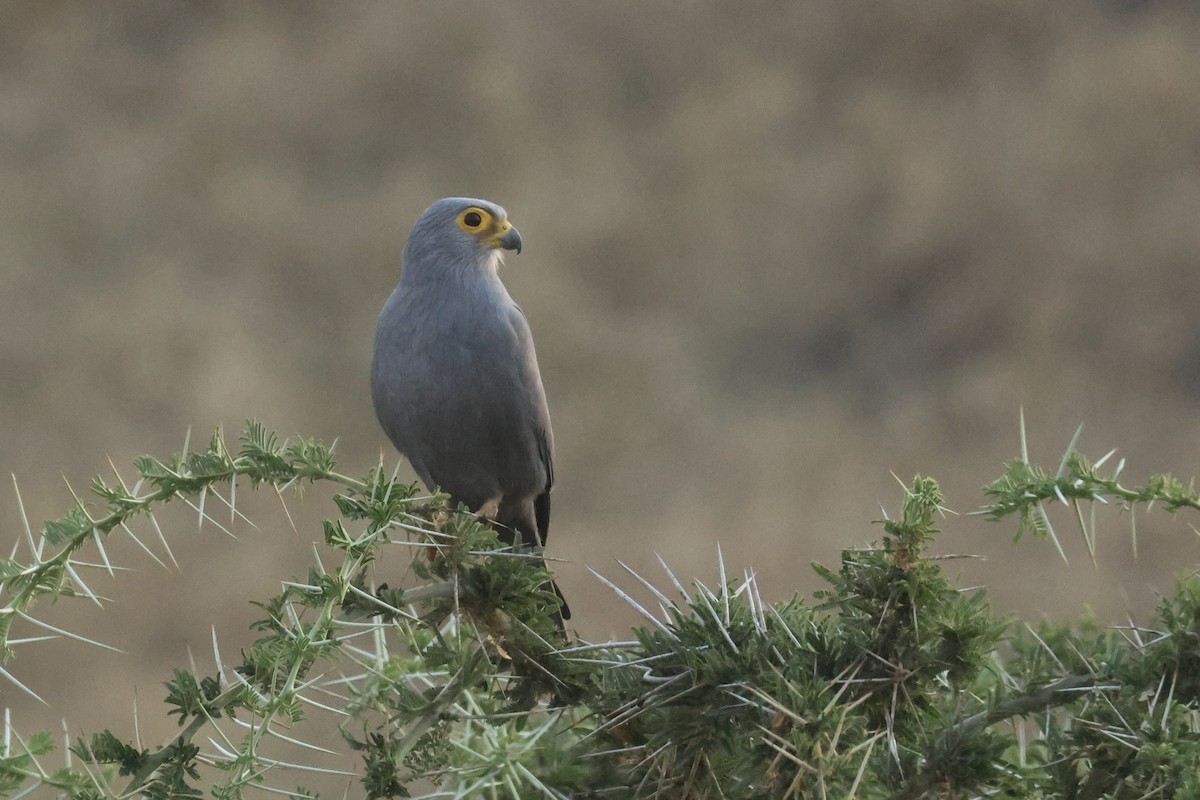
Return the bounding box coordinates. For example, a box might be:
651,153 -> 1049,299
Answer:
496,223 -> 522,254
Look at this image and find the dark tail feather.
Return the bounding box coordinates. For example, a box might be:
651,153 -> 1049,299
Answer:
488,501 -> 570,630
535,490 -> 551,547
549,574 -> 571,622
531,490 -> 567,622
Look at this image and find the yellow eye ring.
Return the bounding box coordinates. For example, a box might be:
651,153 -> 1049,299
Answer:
456,207 -> 493,233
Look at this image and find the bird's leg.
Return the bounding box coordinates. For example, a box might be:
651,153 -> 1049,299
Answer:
475,496 -> 523,548
475,496 -> 502,522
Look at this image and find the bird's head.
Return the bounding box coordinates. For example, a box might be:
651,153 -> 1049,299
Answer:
401,197 -> 522,280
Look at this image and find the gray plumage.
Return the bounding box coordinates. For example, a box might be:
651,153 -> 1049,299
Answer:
371,197 -> 567,620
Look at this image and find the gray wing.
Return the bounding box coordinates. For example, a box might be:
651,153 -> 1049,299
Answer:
509,302 -> 555,529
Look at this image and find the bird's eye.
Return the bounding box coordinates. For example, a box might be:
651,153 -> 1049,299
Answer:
455,207 -> 495,235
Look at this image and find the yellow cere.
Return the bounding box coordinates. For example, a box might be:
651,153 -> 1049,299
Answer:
483,219 -> 516,249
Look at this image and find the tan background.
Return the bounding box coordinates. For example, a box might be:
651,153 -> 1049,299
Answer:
3,0 -> 1200,788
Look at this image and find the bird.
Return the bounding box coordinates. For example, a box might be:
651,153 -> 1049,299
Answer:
370,197 -> 569,624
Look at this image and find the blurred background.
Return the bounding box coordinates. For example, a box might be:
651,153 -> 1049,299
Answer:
3,0 -> 1200,785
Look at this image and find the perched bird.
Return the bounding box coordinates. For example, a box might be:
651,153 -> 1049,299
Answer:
371,197 -> 569,622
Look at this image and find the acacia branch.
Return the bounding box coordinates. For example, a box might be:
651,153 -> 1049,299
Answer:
892,674 -> 1098,800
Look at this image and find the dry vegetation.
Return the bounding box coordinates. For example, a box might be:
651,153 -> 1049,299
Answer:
2,0 -> 1200,782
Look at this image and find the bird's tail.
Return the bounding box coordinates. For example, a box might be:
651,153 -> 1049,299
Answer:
547,572 -> 571,626
491,511 -> 570,630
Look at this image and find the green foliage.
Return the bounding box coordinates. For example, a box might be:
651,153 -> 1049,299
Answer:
1,422 -> 1199,798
